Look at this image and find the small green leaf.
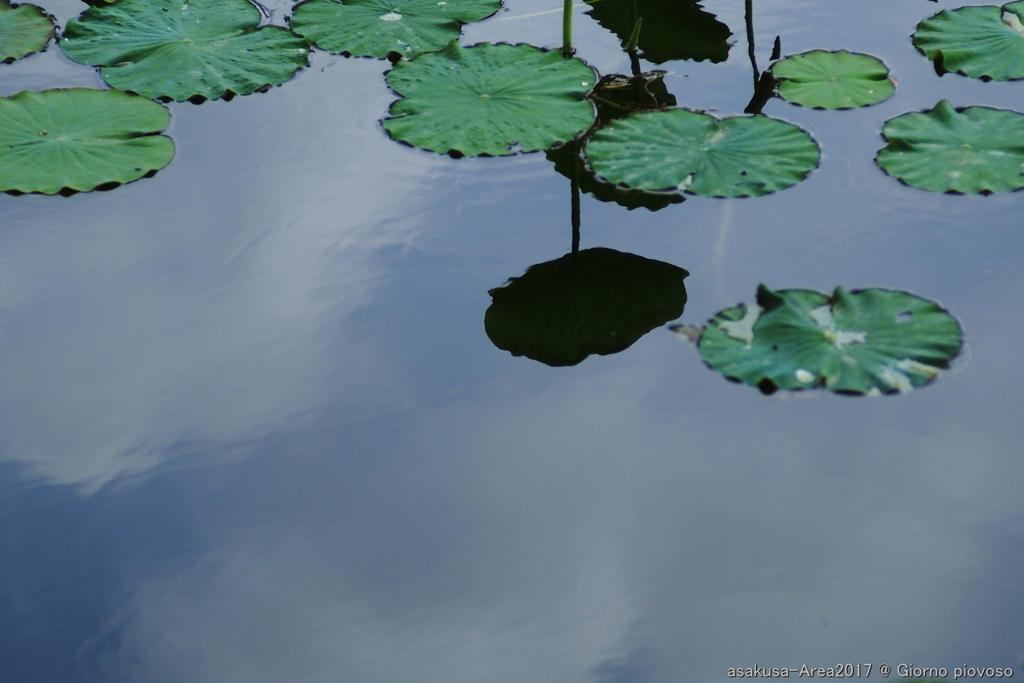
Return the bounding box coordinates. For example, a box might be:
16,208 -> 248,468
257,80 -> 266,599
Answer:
383,42 -> 597,156
0,1 -> 54,63
698,286 -> 964,395
0,89 -> 175,195
876,100 -> 1024,195
485,248 -> 688,366
913,1 -> 1024,81
291,0 -> 501,59
584,109 -> 820,198
771,50 -> 895,109
60,0 -> 309,102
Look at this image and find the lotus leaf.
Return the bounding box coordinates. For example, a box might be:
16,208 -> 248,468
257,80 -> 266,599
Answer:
0,1 -> 53,63
584,0 -> 731,64
383,42 -> 598,156
771,50 -> 895,109
584,109 -> 820,198
60,0 -> 309,102
698,285 -> 963,395
485,247 -> 688,366
291,0 -> 501,59
913,1 -> 1024,81
0,89 -> 175,194
876,100 -> 1024,195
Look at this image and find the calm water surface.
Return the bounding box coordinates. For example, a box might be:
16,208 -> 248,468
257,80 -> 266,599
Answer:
2,1 -> 1023,681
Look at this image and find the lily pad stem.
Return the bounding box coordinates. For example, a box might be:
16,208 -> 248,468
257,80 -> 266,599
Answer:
562,0 -> 574,56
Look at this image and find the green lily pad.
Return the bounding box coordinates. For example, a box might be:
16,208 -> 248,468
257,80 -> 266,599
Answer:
913,1 -> 1024,81
584,109 -> 820,198
876,100 -> 1024,195
771,50 -> 895,109
290,0 -> 501,59
584,0 -> 731,64
60,0 -> 309,102
485,247 -> 688,366
0,1 -> 54,63
0,89 -> 175,195
698,285 -> 963,395
547,143 -> 684,211
383,42 -> 598,156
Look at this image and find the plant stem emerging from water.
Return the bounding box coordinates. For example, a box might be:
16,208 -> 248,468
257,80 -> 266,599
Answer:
562,0 -> 574,56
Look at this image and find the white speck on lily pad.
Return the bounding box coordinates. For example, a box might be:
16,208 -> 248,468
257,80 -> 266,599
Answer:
380,11 -> 402,21
795,368 -> 815,384
717,305 -> 760,346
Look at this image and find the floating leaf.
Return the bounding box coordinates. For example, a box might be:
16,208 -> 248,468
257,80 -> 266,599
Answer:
584,0 -> 731,64
547,143 -> 684,211
584,109 -> 820,198
290,0 -> 501,59
771,50 -> 895,109
0,89 -> 175,195
876,100 -> 1024,194
485,247 -> 688,366
913,1 -> 1024,81
0,1 -> 54,63
383,42 -> 597,156
698,285 -> 963,395
60,0 -> 309,102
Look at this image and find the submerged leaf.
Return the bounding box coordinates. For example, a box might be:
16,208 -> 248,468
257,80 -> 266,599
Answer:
584,0 -> 731,64
0,89 -> 175,194
60,0 -> 309,102
771,50 -> 895,109
876,100 -> 1024,194
698,286 -> 964,395
584,109 -> 820,198
0,1 -> 54,63
485,247 -> 688,366
383,42 -> 597,156
913,1 -> 1024,81
291,0 -> 501,59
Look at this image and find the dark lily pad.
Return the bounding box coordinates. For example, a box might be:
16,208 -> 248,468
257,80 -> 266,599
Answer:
913,1 -> 1024,81
584,108 -> 820,198
291,0 -> 501,59
0,1 -> 54,63
60,0 -> 309,102
698,285 -> 963,395
485,247 -> 688,366
584,0 -> 731,64
771,50 -> 895,109
876,100 -> 1024,195
383,42 -> 598,156
0,88 -> 175,195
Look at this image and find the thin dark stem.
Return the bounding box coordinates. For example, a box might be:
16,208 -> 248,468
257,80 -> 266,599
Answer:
571,154 -> 581,255
745,0 -> 759,87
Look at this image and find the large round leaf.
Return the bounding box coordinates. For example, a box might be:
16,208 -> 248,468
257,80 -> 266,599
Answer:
698,285 -> 964,395
60,0 -> 309,102
876,100 -> 1024,195
913,1 -> 1024,81
771,50 -> 895,109
485,247 -> 688,366
0,89 -> 175,195
0,1 -> 54,63
383,42 -> 598,156
584,109 -> 820,198
584,0 -> 731,64
291,0 -> 501,59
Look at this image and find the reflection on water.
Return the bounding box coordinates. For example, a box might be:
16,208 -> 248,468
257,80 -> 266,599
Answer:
2,0 -> 1024,681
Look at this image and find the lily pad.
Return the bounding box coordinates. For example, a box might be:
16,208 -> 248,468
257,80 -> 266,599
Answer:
383,42 -> 598,156
584,109 -> 820,198
913,1 -> 1024,81
698,285 -> 963,395
290,0 -> 501,59
485,247 -> 688,366
771,50 -> 895,109
0,89 -> 175,195
584,0 -> 731,64
876,100 -> 1024,195
60,0 -> 309,102
0,1 -> 54,63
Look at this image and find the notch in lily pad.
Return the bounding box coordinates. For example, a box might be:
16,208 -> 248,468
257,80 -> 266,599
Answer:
771,50 -> 895,109
876,100 -> 1024,195
913,1 -> 1024,81
0,1 -> 54,63
694,285 -> 964,396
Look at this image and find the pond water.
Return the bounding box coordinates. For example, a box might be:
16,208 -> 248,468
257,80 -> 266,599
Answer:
2,0 -> 1023,681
